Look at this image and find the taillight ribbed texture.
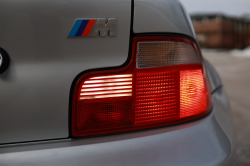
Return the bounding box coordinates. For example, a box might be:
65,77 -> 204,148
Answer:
180,69 -> 207,118
77,100 -> 133,133
79,74 -> 133,100
135,70 -> 179,126
77,74 -> 134,134
72,36 -> 211,137
136,41 -> 201,69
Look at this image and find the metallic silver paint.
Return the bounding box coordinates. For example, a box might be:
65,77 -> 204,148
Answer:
0,88 -> 235,166
0,0 -> 131,144
0,0 -> 235,164
133,0 -> 196,38
178,1 -> 196,39
213,87 -> 236,166
203,58 -> 223,92
0,53 -> 2,67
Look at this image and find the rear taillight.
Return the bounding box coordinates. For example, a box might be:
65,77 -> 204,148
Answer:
72,36 -> 212,137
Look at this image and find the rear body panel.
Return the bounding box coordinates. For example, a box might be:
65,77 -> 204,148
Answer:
134,0 -> 196,38
0,0 -> 131,144
0,87 -> 236,166
0,0 -> 235,165
203,58 -> 223,92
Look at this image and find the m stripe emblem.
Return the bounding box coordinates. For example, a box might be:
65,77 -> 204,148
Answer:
68,18 -> 116,37
69,19 -> 96,37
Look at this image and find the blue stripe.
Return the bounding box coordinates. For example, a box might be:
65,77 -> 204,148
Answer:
68,20 -> 83,37
75,20 -> 89,36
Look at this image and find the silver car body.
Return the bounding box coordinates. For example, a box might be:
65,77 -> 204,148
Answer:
0,0 -> 235,165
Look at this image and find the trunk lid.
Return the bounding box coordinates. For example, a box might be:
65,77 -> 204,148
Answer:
0,0 -> 131,144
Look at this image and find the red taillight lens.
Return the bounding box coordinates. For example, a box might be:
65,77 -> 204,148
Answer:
72,36 -> 212,137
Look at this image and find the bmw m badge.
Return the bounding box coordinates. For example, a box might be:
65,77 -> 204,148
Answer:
68,18 -> 116,37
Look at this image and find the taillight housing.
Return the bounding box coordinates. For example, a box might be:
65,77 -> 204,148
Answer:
72,36 -> 212,137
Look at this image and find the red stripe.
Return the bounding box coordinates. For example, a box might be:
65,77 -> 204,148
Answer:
81,20 -> 96,36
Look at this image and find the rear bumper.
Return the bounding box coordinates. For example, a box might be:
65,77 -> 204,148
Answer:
0,87 -> 236,166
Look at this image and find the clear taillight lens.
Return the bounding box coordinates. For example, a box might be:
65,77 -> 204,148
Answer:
72,36 -> 212,137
